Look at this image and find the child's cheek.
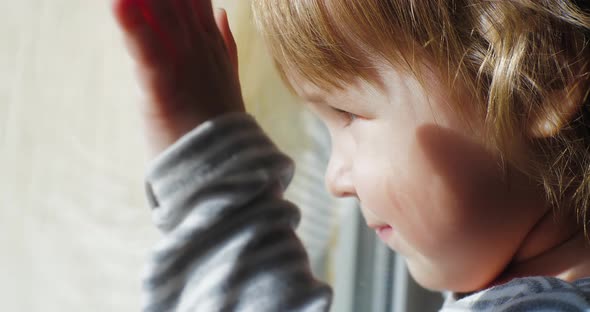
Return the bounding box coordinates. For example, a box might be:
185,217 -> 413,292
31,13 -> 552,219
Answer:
355,122 -> 537,291
403,124 -> 542,291
352,131 -> 436,252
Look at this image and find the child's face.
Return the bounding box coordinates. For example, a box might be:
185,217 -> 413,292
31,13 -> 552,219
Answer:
290,66 -> 547,292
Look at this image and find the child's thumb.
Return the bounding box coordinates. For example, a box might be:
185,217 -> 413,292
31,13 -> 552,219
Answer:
214,8 -> 239,73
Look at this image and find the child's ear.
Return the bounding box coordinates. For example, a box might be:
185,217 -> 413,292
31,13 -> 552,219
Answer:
529,83 -> 587,138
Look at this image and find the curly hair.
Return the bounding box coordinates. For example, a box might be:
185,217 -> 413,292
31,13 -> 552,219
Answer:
252,0 -> 590,233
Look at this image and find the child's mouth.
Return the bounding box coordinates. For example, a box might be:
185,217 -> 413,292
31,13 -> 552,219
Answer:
376,225 -> 393,241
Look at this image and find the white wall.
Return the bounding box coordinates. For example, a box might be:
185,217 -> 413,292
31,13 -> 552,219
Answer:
0,1 -> 314,311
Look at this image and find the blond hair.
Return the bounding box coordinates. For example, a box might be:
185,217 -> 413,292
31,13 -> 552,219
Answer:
252,0 -> 590,232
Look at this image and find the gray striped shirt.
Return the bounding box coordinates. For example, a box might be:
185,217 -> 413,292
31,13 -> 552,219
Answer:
443,277 -> 590,311
142,112 -> 590,311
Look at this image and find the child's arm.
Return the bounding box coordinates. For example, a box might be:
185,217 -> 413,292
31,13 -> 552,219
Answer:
112,0 -> 333,310
143,112 -> 332,311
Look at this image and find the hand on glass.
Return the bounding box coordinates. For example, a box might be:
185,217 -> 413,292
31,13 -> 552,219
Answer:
113,0 -> 245,159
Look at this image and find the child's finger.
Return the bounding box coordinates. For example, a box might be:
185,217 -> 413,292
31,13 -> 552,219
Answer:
113,0 -> 168,64
189,0 -> 217,34
113,0 -> 141,31
169,0 -> 203,44
143,0 -> 194,57
214,8 -> 238,71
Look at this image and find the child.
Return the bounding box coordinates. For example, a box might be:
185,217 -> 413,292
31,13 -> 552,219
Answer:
113,0 -> 590,311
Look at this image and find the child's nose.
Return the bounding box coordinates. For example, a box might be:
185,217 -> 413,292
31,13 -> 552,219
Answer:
324,153 -> 356,198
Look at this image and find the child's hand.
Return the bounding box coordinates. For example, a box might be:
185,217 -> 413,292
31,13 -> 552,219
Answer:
113,0 -> 245,159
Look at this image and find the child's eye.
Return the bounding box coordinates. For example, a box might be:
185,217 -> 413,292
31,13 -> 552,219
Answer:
332,108 -> 358,125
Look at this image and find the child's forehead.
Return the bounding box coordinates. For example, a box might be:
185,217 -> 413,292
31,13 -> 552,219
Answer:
286,73 -> 331,103
286,68 -> 390,105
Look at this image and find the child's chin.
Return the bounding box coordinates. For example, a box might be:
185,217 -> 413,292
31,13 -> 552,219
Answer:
407,269 -> 447,291
405,260 -> 491,293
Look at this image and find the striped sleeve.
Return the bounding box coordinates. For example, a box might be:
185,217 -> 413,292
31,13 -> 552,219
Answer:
142,112 -> 333,312
441,276 -> 590,312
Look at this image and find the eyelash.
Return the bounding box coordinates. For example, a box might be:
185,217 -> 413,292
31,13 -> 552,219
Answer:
332,108 -> 358,125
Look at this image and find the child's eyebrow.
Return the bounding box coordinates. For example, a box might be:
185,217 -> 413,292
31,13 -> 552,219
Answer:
295,82 -> 330,104
301,93 -> 327,104
302,91 -> 368,112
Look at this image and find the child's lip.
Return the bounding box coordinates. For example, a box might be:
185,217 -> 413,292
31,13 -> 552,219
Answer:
369,224 -> 393,241
367,223 -> 390,230
376,226 -> 393,241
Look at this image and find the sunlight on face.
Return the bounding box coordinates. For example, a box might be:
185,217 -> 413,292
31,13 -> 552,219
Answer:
289,65 -> 547,292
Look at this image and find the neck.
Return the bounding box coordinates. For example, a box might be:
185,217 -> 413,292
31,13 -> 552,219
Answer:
490,209 -> 590,287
